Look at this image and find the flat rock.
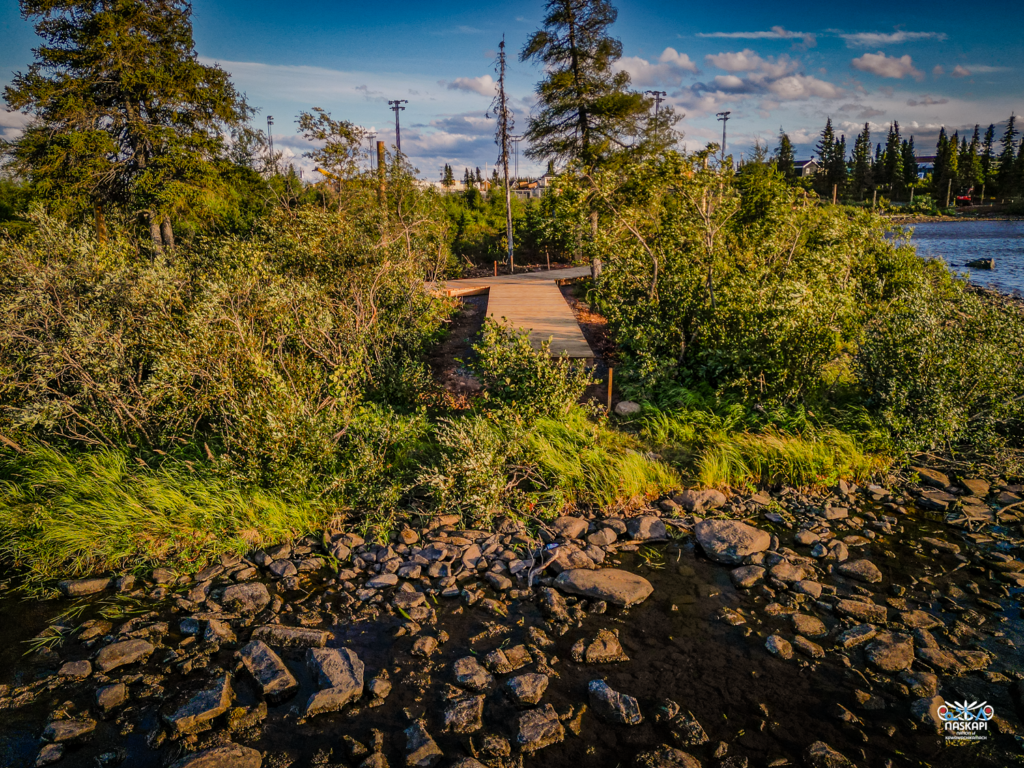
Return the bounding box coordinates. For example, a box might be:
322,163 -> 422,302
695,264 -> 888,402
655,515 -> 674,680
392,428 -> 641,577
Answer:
900,671 -> 939,698
837,559 -> 882,584
515,704 -> 564,752
765,634 -> 793,659
900,610 -> 942,630
635,746 -> 701,768
959,477 -> 990,497
505,673 -> 549,707
305,648 -> 364,717
804,741 -> 855,768
729,565 -> 765,589
836,599 -> 886,624
589,680 -> 642,725
794,530 -> 820,546
164,673 -> 233,735
792,580 -> 822,598
917,647 -> 961,672
835,624 -> 877,649
240,640 -> 298,704
168,744 -> 262,768
554,568 -> 653,606
95,638 -> 154,673
574,628 -> 629,663
865,633 -> 914,673
694,520 -> 770,565
920,537 -> 960,555
453,656 -> 493,691
675,488 -> 727,513
551,516 -> 589,539
251,625 -> 329,648
793,636 -> 825,658
791,614 -> 827,638
96,683 -> 127,714
221,583 -> 271,614
57,577 -> 111,598
58,660 -> 92,679
627,515 -> 667,541
912,466 -> 950,489
35,744 -> 63,766
442,695 -> 484,734
365,574 -> 399,589
42,718 -> 96,743
769,562 -> 808,583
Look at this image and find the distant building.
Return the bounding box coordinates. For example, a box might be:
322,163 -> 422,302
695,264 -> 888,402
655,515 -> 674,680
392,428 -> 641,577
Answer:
914,155 -> 936,178
793,159 -> 820,177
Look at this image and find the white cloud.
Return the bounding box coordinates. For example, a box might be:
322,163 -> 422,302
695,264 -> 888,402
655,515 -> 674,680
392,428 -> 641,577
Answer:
446,75 -> 496,96
933,65 -> 945,76
705,49 -> 798,79
697,26 -> 816,48
851,52 -> 924,81
840,31 -> 947,47
0,109 -> 32,141
768,74 -> 844,100
907,95 -> 949,106
614,47 -> 698,87
951,65 -> 971,78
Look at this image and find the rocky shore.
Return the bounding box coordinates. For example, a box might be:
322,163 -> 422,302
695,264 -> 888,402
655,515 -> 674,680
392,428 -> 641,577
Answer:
1,467 -> 1022,768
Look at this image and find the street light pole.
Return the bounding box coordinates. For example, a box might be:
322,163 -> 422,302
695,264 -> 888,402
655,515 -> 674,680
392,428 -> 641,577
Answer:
388,100 -> 408,155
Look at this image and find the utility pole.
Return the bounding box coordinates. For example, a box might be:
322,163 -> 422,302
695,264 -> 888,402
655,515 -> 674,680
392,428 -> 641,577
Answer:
489,37 -> 515,273
716,111 -> 731,165
645,90 -> 666,139
266,115 -> 275,172
388,100 -> 408,155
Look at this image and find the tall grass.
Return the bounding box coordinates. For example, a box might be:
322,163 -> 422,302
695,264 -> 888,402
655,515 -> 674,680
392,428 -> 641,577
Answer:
0,446 -> 332,585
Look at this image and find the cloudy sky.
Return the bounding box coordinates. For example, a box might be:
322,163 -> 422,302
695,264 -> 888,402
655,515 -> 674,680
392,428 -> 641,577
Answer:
2,0 -> 1021,178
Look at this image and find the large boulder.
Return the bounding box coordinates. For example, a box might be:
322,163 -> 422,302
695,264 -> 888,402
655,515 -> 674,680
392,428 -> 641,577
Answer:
305,648 -> 364,717
554,569 -> 653,607
168,744 -> 262,768
95,639 -> 154,674
221,583 -> 271,614
515,704 -> 565,752
239,640 -> 298,704
164,674 -> 234,735
675,489 -> 727,513
694,520 -> 770,564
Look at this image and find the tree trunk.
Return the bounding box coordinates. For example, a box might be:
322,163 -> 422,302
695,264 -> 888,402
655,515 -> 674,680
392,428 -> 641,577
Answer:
160,217 -> 175,250
94,203 -> 108,244
148,212 -> 163,253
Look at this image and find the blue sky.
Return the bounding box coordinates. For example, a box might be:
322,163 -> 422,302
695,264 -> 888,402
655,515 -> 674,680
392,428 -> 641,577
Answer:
2,0 -> 1022,178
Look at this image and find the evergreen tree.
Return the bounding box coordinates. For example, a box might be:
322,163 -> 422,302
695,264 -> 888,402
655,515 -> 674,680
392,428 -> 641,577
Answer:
830,135 -> 848,193
980,124 -> 996,191
774,130 -> 795,179
902,137 -> 919,189
463,167 -> 474,188
932,128 -> 957,199
851,123 -> 873,199
960,128 -> 982,192
520,0 -> 649,166
814,118 -> 836,194
883,122 -> 904,196
995,114 -> 1019,196
3,0 -> 251,247
442,164 -> 455,188
1015,142 -> 1024,197
546,159 -> 556,175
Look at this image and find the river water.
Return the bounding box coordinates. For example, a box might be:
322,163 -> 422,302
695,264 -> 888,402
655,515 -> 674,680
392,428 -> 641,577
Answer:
907,220 -> 1024,295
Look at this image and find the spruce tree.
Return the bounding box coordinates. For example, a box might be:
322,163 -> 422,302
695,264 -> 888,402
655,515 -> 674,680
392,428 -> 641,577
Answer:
814,118 -> 836,194
981,124 -> 996,190
995,115 -> 1019,196
830,135 -> 848,193
775,130 -> 795,180
520,0 -> 649,166
883,122 -> 904,196
851,123 -> 873,199
902,137 -> 919,189
4,0 -> 251,247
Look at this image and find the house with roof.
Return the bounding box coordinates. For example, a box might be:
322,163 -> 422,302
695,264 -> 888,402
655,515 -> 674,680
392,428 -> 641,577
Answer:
793,159 -> 820,177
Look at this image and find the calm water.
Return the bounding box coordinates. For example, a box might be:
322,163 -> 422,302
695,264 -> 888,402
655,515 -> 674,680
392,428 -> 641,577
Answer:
907,219 -> 1024,295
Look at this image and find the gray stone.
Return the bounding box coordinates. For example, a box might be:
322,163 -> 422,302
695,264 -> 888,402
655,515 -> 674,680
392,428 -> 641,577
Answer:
804,741 -> 855,768
792,580 -> 822,598
251,625 -> 329,648
167,744 -> 262,768
900,610 -> 942,630
453,656 -> 493,692
57,577 -> 111,598
442,695 -> 484,733
515,704 -> 564,752
96,682 -> 127,714
900,671 -> 939,698
537,587 -> 571,622
835,624 -> 877,649
910,696 -> 945,734
505,673 -> 549,706
627,515 -> 667,541
634,746 -> 701,768
837,559 -> 882,584
794,530 -> 820,546
221,583 -> 271,614
577,628 -> 629,663
769,562 -> 808,583
240,640 -> 298,703
547,542 -> 595,572
164,673 -> 233,735
404,721 -> 442,767
305,647 -> 364,716
551,516 -> 589,539
917,647 -> 961,672
793,636 -> 825,658
836,599 -> 886,624
412,636 -> 438,657
912,466 -> 950,489
865,633 -> 914,673
484,644 -> 532,674
367,677 -> 392,701
366,573 -> 399,589
95,638 -> 154,673
58,660 -> 92,679
589,679 -> 642,725
791,614 -> 827,638
765,634 -> 793,660
35,744 -> 64,766
42,718 -> 96,743
694,520 -> 770,565
730,565 -> 765,589
268,560 -> 297,579
554,568 -> 653,606
614,400 -> 642,416
588,528 -> 617,547
675,488 -> 727,513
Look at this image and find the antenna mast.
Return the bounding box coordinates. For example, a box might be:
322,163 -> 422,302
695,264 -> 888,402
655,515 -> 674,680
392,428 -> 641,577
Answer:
388,100 -> 408,154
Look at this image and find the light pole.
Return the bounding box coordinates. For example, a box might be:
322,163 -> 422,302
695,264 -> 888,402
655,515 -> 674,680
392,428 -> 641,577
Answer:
716,111 -> 731,165
388,100 -> 408,154
266,115 -> 275,172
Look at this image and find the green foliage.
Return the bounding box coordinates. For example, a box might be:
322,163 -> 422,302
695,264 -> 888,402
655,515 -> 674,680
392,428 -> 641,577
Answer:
472,319 -> 593,417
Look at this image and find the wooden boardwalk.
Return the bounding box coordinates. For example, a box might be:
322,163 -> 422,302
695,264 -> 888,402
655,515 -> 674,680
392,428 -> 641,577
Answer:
428,267 -> 594,359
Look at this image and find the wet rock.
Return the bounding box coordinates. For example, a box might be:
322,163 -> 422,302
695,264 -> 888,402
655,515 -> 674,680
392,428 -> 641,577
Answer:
900,671 -> 939,698
42,718 -> 96,743
791,614 -> 827,638
95,638 -> 155,673
729,565 -> 765,589
404,721 -> 443,767
35,744 -> 63,766
835,624 -> 877,649
793,636 -> 825,658
442,695 -> 484,733
221,583 -> 271,614
554,568 -> 653,606
96,682 -> 127,715
589,679 -> 642,725
765,634 -> 793,660
551,516 -> 589,539
900,610 -> 942,630
668,710 -> 708,747
837,559 -> 882,584
251,625 -> 329,648
167,743 -> 262,768
239,640 -> 298,704
627,515 -> 667,541
694,520 -> 770,565
57,577 -> 111,598
268,560 -> 298,579
305,648 -> 364,717
917,647 -> 961,672
484,644 -> 532,674
835,599 -> 886,624
912,466 -> 950,489
515,704 -> 565,752
164,673 -> 233,735
865,633 -> 914,673
58,660 -> 92,679
635,745 -> 701,768
505,673 -> 549,706
452,656 -> 493,692
538,587 -> 571,622
959,477 -> 990,497
548,542 -> 596,572
804,741 -> 855,768
920,537 -> 960,555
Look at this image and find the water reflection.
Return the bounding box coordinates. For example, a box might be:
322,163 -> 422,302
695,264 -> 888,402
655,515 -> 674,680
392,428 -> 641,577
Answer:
906,220 -> 1024,295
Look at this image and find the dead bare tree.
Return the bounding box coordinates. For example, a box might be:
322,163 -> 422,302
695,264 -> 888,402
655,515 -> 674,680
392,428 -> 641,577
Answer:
488,37 -> 515,273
